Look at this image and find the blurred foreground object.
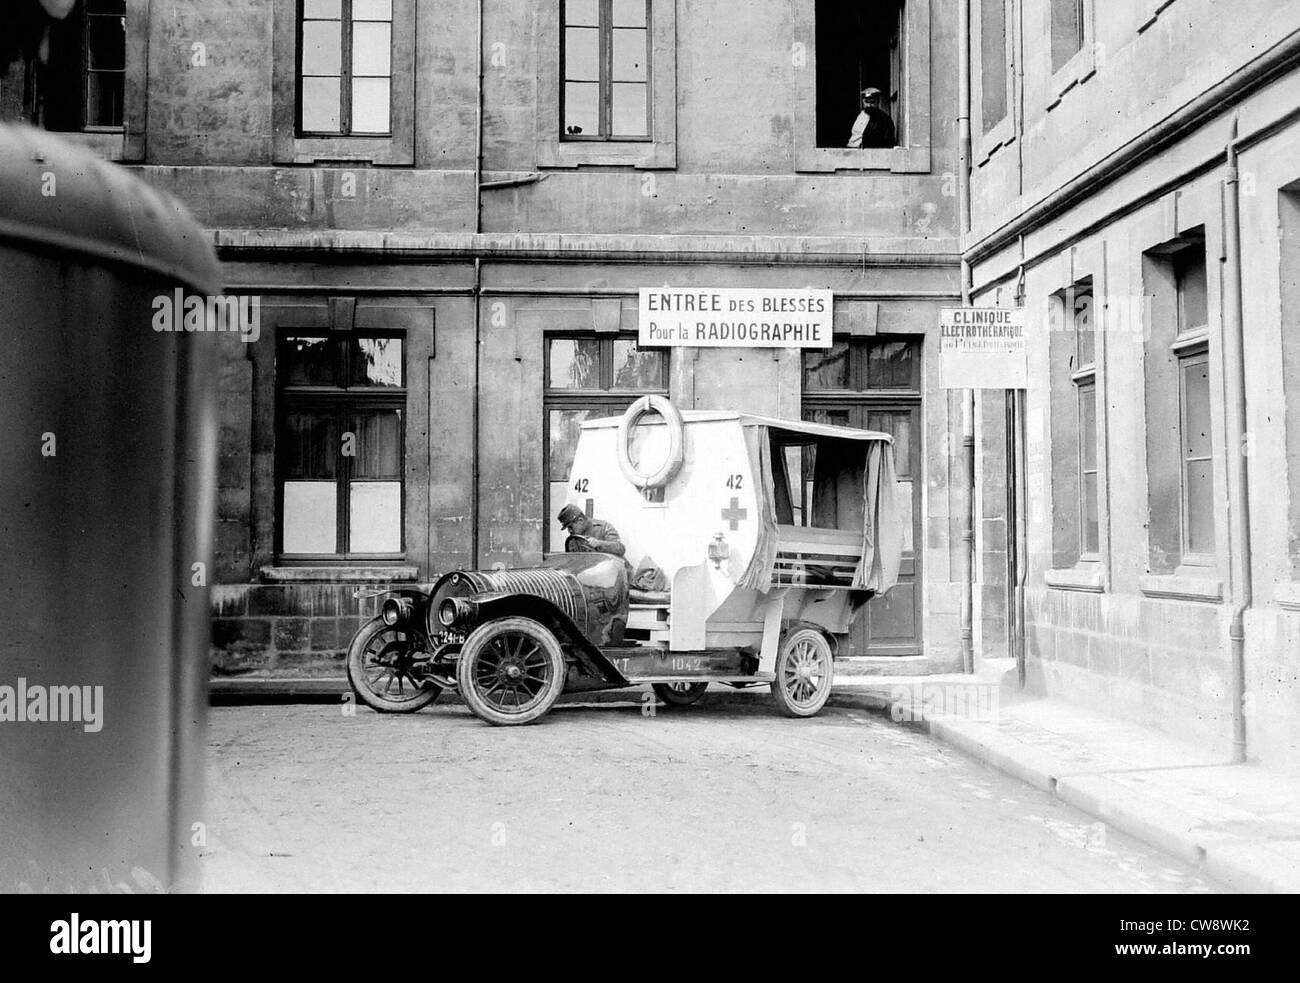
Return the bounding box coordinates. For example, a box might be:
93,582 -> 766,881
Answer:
0,124 -> 221,892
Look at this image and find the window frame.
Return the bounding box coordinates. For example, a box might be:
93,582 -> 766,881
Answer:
542,333 -> 670,550
537,0 -> 676,168
560,0 -> 652,143
80,0 -> 127,132
275,330 -> 408,562
1070,287 -> 1100,561
295,0 -> 396,139
1137,0 -> 1178,35
1172,243 -> 1214,568
795,0 -> 931,174
1046,0 -> 1096,111
1140,229 -> 1221,587
37,0 -> 150,161
272,0 -> 415,165
1174,343 -> 1213,566
974,0 -> 1016,165
1046,278 -> 1104,577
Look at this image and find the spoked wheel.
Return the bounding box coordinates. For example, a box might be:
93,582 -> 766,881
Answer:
456,617 -> 566,726
346,618 -> 441,713
770,628 -> 834,718
652,682 -> 709,707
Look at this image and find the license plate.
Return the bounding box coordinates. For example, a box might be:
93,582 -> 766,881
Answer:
436,629 -> 466,647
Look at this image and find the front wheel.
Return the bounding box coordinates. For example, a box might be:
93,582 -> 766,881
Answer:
652,682 -> 708,707
456,617 -> 566,726
770,628 -> 834,718
346,618 -> 441,713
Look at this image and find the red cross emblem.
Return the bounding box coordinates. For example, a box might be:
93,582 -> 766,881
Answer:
721,497 -> 748,531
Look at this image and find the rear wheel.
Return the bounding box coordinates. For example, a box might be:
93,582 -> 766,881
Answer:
652,682 -> 708,707
346,618 -> 441,713
770,628 -> 834,718
456,617 -> 566,726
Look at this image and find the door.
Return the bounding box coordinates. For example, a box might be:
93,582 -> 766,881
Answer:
802,337 -> 922,655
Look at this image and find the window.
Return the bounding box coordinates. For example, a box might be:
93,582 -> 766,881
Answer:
297,0 -> 392,135
273,0 -> 414,164
1072,286 -> 1099,557
794,0 -> 931,173
1143,231 -> 1216,575
536,0 -> 676,168
1049,280 -> 1099,568
276,333 -> 405,558
1173,246 -> 1213,564
813,0 -> 903,149
1047,0 -> 1095,108
1050,0 -> 1085,73
979,0 -> 1009,134
562,0 -> 650,140
40,0 -> 126,132
543,336 -> 668,550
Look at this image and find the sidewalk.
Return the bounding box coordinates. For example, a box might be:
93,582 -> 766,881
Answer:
211,664 -> 1300,892
830,659 -> 1300,894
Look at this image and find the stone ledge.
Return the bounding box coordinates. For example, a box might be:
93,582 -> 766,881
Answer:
1138,573 -> 1224,603
1044,564 -> 1105,593
1273,581 -> 1300,611
209,227 -> 963,265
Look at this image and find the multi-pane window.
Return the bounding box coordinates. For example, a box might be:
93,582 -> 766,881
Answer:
1174,245 -> 1213,562
562,0 -> 651,140
1070,285 -> 1099,557
544,335 -> 668,548
298,0 -> 393,136
277,334 -> 405,557
42,0 -> 126,131
1051,0 -> 1085,72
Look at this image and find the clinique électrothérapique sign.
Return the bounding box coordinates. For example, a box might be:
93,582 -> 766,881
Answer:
939,307 -> 1028,389
638,288 -> 833,348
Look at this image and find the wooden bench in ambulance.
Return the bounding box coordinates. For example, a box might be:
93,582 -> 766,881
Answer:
623,525 -> 863,647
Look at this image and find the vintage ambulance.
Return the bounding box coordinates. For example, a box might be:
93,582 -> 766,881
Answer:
347,396 -> 902,725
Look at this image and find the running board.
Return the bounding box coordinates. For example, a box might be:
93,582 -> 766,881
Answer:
628,674 -> 774,685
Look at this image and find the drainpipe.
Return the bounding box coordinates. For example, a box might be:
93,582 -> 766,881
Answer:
470,0 -> 485,568
1013,2 -> 1028,687
1222,117 -> 1250,763
957,0 -> 975,674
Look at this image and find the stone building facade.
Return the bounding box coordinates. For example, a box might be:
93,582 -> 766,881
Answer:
0,1 -> 984,677
967,0 -> 1300,770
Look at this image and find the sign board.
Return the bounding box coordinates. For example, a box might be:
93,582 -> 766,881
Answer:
639,288 -> 833,348
939,307 -> 1027,389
